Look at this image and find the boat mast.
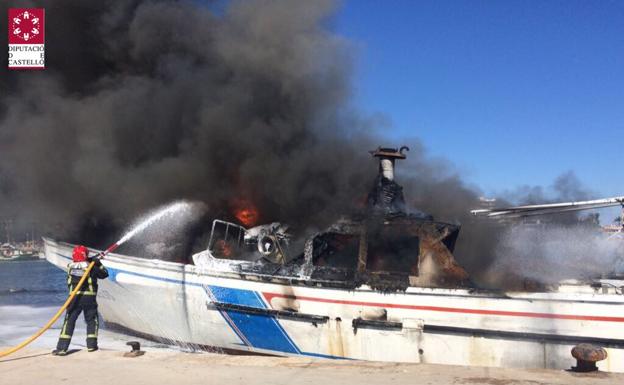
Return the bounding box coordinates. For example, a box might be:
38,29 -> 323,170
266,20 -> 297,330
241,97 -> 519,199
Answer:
3,219 -> 11,244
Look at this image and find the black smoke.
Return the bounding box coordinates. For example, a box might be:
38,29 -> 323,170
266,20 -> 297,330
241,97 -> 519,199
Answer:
0,0 -> 378,248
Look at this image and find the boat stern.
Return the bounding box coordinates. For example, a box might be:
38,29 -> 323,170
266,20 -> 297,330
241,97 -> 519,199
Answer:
42,237 -> 72,270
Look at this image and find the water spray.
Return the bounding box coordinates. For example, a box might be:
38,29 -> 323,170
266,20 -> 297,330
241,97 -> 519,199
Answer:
0,201 -> 193,359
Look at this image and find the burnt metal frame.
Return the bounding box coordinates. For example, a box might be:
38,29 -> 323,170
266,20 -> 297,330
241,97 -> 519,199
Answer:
207,220 -> 246,252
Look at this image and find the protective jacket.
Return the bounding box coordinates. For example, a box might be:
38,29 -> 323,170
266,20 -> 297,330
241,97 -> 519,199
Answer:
67,260 -> 109,296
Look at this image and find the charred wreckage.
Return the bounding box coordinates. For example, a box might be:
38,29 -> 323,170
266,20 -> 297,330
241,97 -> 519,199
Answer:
198,146 -> 470,291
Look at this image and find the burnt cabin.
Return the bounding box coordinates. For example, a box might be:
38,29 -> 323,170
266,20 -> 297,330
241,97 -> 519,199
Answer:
203,147 -> 470,291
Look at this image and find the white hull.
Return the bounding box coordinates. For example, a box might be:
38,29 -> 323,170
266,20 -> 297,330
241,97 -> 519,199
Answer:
44,238 -> 624,371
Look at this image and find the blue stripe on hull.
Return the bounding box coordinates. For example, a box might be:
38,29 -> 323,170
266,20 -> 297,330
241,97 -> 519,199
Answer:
223,309 -> 300,353
208,285 -> 300,354
209,285 -> 265,307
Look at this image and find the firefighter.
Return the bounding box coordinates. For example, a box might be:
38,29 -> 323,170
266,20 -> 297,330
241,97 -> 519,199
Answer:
52,245 -> 109,356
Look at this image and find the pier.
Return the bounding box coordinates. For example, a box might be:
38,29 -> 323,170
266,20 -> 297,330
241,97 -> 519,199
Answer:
2,348 -> 623,385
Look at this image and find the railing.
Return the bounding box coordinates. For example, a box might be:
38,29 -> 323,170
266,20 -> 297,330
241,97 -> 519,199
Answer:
207,220 -> 246,251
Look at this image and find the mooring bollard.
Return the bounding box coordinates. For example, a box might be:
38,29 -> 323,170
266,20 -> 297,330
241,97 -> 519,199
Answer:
123,341 -> 145,357
571,343 -> 607,372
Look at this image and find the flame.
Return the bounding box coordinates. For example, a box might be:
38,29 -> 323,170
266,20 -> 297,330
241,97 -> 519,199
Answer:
215,239 -> 233,258
232,198 -> 259,227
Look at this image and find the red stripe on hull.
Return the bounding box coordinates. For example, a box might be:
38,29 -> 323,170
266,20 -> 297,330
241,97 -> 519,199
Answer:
262,292 -> 624,323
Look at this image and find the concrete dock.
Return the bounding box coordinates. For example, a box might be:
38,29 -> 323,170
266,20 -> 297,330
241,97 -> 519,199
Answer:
2,348 -> 623,385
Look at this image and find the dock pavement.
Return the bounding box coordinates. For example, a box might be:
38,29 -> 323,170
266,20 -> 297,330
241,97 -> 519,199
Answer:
2,348 -> 623,385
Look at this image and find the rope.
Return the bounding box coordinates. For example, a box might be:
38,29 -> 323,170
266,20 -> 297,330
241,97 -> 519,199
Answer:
0,261 -> 96,359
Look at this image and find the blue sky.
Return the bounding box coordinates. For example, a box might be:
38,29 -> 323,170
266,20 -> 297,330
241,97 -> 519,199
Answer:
334,1 -> 624,199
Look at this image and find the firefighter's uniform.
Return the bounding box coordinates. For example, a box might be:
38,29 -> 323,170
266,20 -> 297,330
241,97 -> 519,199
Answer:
54,246 -> 108,355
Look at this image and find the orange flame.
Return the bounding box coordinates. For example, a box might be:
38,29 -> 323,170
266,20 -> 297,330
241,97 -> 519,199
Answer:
232,198 -> 259,227
215,239 -> 233,258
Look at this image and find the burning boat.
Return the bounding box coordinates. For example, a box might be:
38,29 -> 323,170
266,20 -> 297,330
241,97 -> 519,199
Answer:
44,147 -> 624,371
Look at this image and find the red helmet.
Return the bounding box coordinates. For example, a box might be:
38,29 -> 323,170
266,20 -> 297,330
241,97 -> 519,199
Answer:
72,245 -> 89,262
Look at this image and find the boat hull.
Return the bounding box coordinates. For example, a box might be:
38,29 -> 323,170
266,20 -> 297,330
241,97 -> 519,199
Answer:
44,238 -> 624,371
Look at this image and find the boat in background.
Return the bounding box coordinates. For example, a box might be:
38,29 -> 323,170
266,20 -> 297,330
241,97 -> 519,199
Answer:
1,220 -> 43,262
1,242 -> 41,262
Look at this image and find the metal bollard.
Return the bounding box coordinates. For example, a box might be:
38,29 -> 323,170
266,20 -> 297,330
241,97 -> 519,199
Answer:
123,341 -> 145,357
571,343 -> 607,372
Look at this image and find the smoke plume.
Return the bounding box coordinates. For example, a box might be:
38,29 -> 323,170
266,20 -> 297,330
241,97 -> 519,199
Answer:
489,226 -> 623,285
0,0 -> 378,247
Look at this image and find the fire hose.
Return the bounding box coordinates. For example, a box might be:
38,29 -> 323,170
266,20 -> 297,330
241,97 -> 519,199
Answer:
0,244 -> 119,359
